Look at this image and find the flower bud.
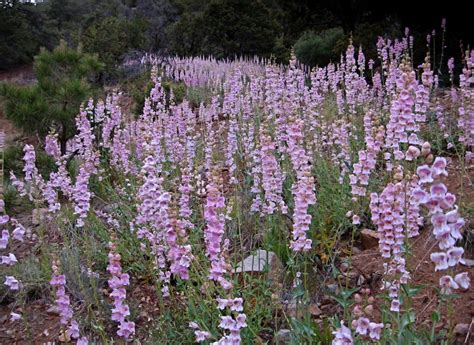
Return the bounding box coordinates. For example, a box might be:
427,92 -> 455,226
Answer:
364,304 -> 374,315
353,305 -> 363,317
425,154 -> 434,164
421,142 -> 431,156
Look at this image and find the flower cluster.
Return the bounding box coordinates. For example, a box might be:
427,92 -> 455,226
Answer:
1,214 -> 23,283
135,152 -> 174,297
166,209 -> 193,280
385,59 -> 420,170
415,158 -> 470,294
259,132 -> 287,215
204,175 -> 232,289
44,133 -> 61,160
213,297 -> 247,345
71,111 -> 99,227
458,50 -> 474,163
287,114 -> 316,252
189,321 -> 212,343
370,180 -> 411,312
50,259 -> 86,343
351,289 -> 384,341
107,240 -> 135,339
23,144 -> 37,182
21,144 -> 45,201
332,322 -> 353,345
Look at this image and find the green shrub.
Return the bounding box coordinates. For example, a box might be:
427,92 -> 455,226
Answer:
294,28 -> 345,67
3,145 -> 24,177
4,144 -> 56,180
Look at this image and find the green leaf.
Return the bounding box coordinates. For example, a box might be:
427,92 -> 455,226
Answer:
402,284 -> 425,297
339,287 -> 359,300
400,311 -> 416,330
431,311 -> 440,323
332,296 -> 353,309
291,284 -> 306,300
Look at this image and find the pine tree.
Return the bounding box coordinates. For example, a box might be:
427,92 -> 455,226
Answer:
0,41 -> 103,153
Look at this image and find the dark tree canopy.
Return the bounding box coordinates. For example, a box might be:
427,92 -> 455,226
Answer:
0,0 -> 472,70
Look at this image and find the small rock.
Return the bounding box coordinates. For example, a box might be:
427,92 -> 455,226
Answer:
235,249 -> 285,296
454,323 -> 470,335
352,246 -> 362,254
360,229 -> 380,249
275,329 -> 291,344
235,249 -> 278,273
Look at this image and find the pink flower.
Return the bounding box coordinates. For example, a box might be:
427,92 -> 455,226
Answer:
4,276 -> 20,290
332,322 -> 353,345
219,316 -> 235,330
430,252 -> 448,271
117,321 -> 135,338
432,157 -> 448,177
431,213 -> 447,230
107,241 -> 135,339
1,253 -> 18,266
405,146 -> 420,161
446,247 -> 464,267
354,317 -> 370,335
12,223 -> 26,241
439,275 -> 459,294
22,144 -> 36,182
430,183 -> 447,197
45,133 -> 61,159
416,165 -> 433,184
189,321 -> 199,329
195,330 -> 211,342
111,303 -> 130,322
230,298 -> 244,312
390,299 -> 400,312
454,272 -> 470,290
50,274 -> 66,286
10,312 -> 22,321
67,320 -> 80,339
77,337 -> 89,345
368,322 -> 384,340
217,298 -> 228,310
0,215 -> 9,225
0,229 -> 9,249
235,314 -> 247,328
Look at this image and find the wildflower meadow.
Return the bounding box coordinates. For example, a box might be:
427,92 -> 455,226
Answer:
0,20 -> 473,344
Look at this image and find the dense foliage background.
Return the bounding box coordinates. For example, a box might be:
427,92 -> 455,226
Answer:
1,0 -> 472,73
